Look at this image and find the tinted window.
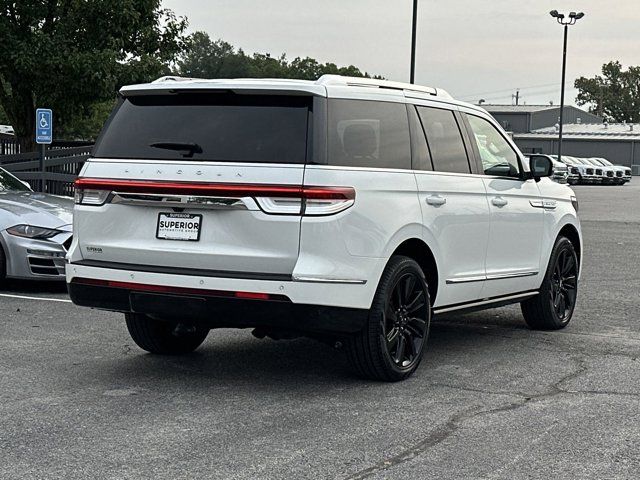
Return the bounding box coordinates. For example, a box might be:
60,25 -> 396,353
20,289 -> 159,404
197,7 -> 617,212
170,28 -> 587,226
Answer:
327,100 -> 411,169
0,169 -> 29,192
466,114 -> 520,177
416,106 -> 470,174
94,94 -> 310,163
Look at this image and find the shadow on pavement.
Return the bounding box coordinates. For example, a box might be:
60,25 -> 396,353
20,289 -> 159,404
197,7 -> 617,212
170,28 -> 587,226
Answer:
0,279 -> 68,295
77,311 -> 533,391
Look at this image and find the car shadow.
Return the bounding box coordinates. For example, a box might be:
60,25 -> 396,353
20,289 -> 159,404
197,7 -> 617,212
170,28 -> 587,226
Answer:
87,309 -> 532,392
0,279 -> 68,295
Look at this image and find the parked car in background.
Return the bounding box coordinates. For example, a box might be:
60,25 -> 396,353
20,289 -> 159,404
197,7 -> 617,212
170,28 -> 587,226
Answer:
0,167 -> 73,281
590,158 -> 631,185
557,156 -> 600,185
580,158 -> 616,185
526,154 -> 568,184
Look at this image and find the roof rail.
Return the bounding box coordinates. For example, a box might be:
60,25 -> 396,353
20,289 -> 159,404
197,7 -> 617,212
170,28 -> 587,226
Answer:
152,76 -> 203,83
316,74 -> 452,99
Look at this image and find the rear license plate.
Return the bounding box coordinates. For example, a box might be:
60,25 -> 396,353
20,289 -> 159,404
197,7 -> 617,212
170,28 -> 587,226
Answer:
156,213 -> 202,241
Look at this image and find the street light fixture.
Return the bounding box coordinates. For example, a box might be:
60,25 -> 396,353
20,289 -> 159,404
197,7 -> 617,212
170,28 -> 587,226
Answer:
550,10 -> 585,162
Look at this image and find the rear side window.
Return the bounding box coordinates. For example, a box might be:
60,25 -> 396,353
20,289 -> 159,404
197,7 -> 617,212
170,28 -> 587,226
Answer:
416,106 -> 470,174
94,93 -> 311,163
327,100 -> 411,169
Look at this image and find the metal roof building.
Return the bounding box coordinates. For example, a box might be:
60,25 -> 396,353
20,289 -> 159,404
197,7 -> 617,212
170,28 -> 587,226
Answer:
514,123 -> 640,173
482,104 -> 602,133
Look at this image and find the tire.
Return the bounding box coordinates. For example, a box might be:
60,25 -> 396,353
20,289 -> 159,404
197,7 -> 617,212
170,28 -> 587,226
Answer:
346,255 -> 431,382
125,313 -> 209,354
521,236 -> 578,330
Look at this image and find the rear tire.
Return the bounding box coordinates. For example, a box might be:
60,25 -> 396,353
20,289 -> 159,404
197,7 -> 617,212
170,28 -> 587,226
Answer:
521,236 -> 578,330
125,313 -> 209,354
346,256 -> 431,382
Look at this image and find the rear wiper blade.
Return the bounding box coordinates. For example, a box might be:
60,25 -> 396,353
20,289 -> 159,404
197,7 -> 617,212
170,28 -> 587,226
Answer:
149,141 -> 203,158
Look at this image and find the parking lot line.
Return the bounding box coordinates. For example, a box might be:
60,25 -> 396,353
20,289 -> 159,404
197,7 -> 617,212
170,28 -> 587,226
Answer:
0,293 -> 72,303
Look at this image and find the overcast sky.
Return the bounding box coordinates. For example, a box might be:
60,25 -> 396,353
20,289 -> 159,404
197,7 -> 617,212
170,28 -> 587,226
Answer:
162,0 -> 640,106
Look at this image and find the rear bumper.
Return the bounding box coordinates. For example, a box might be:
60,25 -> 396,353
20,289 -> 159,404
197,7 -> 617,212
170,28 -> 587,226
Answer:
67,278 -> 368,334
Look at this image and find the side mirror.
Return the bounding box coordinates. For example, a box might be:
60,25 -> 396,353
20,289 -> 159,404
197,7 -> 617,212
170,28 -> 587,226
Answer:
528,155 -> 554,181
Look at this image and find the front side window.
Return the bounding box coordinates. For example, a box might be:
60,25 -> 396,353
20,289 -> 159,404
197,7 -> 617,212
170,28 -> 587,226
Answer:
327,100 -> 411,169
416,106 -> 470,174
466,114 -> 521,177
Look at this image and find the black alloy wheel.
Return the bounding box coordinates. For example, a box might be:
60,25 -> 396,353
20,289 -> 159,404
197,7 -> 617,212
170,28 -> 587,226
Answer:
346,256 -> 431,381
549,247 -> 578,321
521,236 -> 579,330
384,272 -> 429,368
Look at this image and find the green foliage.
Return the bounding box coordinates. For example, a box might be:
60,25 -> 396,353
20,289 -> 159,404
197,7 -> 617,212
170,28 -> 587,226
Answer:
0,1 -> 187,150
0,104 -> 8,125
575,61 -> 640,123
177,32 -> 381,81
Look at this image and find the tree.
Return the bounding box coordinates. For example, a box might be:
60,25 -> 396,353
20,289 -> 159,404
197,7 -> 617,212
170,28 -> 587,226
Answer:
177,32 -> 380,81
0,1 -> 187,151
575,61 -> 640,123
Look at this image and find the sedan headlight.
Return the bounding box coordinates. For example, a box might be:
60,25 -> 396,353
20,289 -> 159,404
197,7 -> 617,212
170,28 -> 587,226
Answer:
6,224 -> 63,239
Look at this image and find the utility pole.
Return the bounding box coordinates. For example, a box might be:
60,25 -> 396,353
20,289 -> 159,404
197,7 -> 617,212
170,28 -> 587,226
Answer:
512,89 -> 520,105
410,0 -> 418,84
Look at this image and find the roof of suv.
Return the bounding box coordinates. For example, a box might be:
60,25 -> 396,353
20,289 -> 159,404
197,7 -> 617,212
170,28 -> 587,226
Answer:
119,75 -> 485,113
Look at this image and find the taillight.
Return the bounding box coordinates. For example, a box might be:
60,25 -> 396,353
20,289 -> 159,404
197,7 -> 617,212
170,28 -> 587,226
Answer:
73,178 -> 355,215
256,186 -> 355,215
74,188 -> 110,206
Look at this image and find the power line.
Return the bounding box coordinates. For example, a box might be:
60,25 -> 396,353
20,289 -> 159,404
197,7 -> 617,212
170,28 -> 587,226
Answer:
457,81 -> 575,101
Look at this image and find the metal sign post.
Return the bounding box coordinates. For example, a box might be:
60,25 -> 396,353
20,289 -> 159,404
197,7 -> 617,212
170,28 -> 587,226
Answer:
35,108 -> 53,192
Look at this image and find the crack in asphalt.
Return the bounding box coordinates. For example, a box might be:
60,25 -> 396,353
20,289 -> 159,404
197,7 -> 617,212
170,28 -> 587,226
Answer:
342,356 -> 590,480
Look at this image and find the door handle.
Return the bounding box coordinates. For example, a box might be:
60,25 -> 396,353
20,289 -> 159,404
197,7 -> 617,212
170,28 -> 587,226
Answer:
491,196 -> 508,207
426,195 -> 446,206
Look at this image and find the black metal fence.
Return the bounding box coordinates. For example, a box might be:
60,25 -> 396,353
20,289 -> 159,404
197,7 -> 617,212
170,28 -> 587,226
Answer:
0,146 -> 93,196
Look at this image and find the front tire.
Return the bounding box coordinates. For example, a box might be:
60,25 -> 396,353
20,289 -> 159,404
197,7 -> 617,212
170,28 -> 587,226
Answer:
346,256 -> 431,382
125,313 -> 209,354
521,236 -> 578,330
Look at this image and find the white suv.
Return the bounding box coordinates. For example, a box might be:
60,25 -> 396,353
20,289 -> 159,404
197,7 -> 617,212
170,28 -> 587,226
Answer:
67,75 -> 582,381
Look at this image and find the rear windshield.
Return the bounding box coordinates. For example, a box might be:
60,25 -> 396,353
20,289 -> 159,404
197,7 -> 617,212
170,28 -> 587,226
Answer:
94,93 -> 311,163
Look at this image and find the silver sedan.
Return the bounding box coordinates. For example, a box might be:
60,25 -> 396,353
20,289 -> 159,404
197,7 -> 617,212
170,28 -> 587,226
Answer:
0,167 -> 73,281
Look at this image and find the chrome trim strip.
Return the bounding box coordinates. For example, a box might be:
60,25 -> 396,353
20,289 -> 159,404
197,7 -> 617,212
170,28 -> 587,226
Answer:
446,271 -> 538,284
529,200 -> 544,208
434,291 -> 538,314
485,270 -> 539,281
292,275 -> 367,285
111,192 -> 249,210
445,275 -> 486,285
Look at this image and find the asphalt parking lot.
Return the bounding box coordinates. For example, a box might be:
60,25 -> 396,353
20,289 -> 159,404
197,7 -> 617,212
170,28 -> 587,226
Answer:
1,183 -> 639,480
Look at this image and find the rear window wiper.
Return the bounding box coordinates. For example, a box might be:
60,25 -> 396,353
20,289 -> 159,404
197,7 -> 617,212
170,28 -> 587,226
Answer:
149,141 -> 203,158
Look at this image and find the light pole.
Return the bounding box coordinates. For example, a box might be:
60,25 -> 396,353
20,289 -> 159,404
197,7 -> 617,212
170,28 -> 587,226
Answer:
410,0 -> 418,84
549,10 -> 584,162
